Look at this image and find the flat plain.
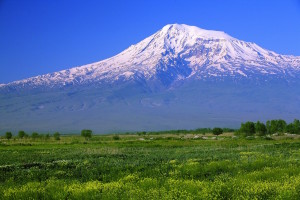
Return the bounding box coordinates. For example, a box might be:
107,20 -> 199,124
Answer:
1,133 -> 300,199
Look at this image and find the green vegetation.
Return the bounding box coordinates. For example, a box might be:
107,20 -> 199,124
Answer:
4,132 -> 12,140
112,134 -> 120,140
239,121 -> 255,136
53,132 -> 60,140
81,129 -> 93,140
237,118 -> 300,136
18,131 -> 26,138
212,127 -> 223,136
1,130 -> 300,199
31,132 -> 39,139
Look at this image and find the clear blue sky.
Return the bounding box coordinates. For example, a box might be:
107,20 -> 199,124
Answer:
1,0 -> 300,83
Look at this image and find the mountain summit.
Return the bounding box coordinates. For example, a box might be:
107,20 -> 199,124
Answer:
2,24 -> 300,90
1,24 -> 300,133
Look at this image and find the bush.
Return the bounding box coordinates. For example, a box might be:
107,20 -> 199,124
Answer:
18,130 -> 26,138
81,130 -> 92,140
113,135 -> 120,140
31,132 -> 39,139
5,132 -> 12,140
137,131 -> 146,136
53,132 -> 60,140
212,128 -> 223,136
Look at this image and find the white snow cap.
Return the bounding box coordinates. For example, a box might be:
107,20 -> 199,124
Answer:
161,23 -> 234,40
3,23 -> 300,87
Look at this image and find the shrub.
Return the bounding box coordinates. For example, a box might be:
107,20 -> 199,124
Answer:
53,132 -> 60,140
81,130 -> 92,140
113,135 -> 120,140
137,131 -> 146,136
5,132 -> 12,140
212,128 -> 223,136
18,130 -> 26,138
31,132 -> 39,139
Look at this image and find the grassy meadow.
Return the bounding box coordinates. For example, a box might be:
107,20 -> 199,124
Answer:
1,133 -> 300,199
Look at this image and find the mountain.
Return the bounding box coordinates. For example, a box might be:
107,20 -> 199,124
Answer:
1,24 -> 300,133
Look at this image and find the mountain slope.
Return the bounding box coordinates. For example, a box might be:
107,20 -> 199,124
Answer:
2,24 -> 300,90
1,24 -> 300,133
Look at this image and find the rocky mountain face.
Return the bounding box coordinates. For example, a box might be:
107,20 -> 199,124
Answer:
1,24 -> 300,133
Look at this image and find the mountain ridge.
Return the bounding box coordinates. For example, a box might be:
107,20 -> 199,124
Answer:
2,24 -> 300,90
1,24 -> 300,133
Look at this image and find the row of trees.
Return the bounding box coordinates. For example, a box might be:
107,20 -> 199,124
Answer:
238,119 -> 300,136
3,131 -> 61,140
3,130 -> 93,140
136,127 -> 235,135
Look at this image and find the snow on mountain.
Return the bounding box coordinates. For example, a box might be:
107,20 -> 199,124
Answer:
1,24 -> 300,133
2,24 -> 300,90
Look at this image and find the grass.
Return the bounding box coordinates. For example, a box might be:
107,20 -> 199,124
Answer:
0,133 -> 300,199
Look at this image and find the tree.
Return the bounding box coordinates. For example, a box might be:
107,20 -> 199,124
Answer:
277,119 -> 287,133
286,119 -> 300,134
212,127 -> 223,136
267,119 -> 287,134
5,132 -> 12,140
286,123 -> 295,134
255,121 -> 267,136
266,120 -> 271,134
292,119 -> 300,134
53,132 -> 60,140
31,132 -> 39,139
240,121 -> 255,136
81,129 -> 92,140
18,130 -> 26,138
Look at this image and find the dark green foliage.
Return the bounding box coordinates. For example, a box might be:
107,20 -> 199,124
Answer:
238,119 -> 299,136
81,129 -> 92,140
240,121 -> 256,136
222,128 -> 235,132
255,121 -> 267,136
18,130 -> 26,138
212,127 -> 223,136
194,128 -> 212,134
137,131 -> 146,136
145,128 -> 225,135
5,132 -> 12,140
31,132 -> 39,139
266,119 -> 287,134
112,135 -> 120,140
285,119 -> 300,134
293,119 -> 300,134
53,132 -> 60,140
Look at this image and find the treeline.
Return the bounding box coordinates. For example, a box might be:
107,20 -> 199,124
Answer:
2,131 -> 62,140
136,127 -> 235,135
2,129 -> 95,140
237,119 -> 300,136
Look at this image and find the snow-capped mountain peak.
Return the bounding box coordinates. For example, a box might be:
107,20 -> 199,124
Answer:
2,24 -> 300,133
2,24 -> 300,90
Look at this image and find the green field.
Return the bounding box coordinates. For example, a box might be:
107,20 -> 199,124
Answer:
1,133 -> 300,199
